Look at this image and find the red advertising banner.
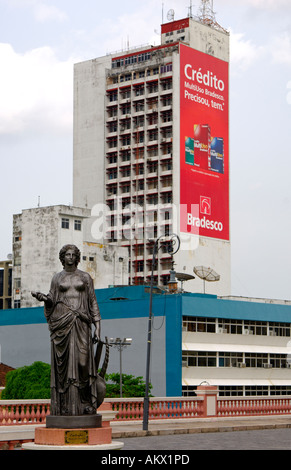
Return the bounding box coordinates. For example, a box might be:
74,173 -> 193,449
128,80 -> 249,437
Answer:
180,44 -> 229,241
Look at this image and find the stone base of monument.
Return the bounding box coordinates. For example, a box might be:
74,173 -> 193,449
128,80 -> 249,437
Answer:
22,404 -> 124,450
45,414 -> 102,429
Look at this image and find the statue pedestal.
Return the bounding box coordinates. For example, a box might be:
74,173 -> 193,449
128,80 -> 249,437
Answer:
22,404 -> 124,450
45,414 -> 102,429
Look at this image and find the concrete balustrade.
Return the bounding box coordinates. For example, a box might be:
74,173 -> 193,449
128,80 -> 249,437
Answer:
1,388 -> 291,449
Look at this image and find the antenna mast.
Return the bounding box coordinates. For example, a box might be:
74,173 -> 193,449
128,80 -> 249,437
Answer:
198,0 -> 215,24
188,0 -> 193,18
196,0 -> 228,33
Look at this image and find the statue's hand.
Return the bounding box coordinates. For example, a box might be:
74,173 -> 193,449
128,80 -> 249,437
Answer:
93,323 -> 100,343
31,291 -> 48,303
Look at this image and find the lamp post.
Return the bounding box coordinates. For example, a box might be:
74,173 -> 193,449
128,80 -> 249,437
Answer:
108,337 -> 132,397
142,233 -> 180,431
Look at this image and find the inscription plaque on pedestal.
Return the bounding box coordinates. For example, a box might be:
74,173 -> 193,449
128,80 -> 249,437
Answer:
65,430 -> 89,445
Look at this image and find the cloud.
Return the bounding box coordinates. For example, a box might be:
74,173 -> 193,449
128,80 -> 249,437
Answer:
230,30 -> 264,74
270,32 -> 291,65
0,43 -> 75,136
1,0 -> 68,23
286,81 -> 291,105
33,3 -> 68,23
243,0 -> 291,9
87,1 -> 163,56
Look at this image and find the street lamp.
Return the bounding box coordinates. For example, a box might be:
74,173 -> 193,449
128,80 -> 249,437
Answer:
108,337 -> 132,397
142,233 -> 180,431
168,266 -> 178,293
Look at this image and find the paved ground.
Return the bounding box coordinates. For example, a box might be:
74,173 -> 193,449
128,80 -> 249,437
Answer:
111,414 -> 291,437
1,414 -> 291,452
120,428 -> 291,450
110,415 -> 291,451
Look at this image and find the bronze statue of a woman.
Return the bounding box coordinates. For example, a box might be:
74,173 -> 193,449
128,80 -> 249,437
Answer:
32,245 -> 102,417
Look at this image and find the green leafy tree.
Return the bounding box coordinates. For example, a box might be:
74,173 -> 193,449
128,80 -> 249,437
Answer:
105,373 -> 153,398
1,361 -> 51,400
1,363 -> 152,400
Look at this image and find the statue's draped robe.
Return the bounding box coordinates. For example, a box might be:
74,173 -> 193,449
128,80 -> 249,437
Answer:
44,269 -> 101,416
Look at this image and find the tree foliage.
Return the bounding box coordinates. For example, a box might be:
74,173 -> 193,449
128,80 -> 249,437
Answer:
105,373 -> 153,398
1,362 -> 152,400
1,361 -> 50,400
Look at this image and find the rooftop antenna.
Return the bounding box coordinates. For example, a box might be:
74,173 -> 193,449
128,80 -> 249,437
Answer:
199,0 -> 215,23
196,0 -> 228,33
193,266 -> 220,294
188,0 -> 193,18
175,272 -> 195,292
167,9 -> 175,21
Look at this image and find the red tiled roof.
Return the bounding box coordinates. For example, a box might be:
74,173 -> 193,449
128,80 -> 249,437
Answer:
0,363 -> 14,387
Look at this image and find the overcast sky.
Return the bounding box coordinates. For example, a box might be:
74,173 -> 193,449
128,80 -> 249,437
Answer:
0,0 -> 291,300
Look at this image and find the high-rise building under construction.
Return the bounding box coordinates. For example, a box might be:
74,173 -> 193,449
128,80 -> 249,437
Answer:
73,4 -> 230,295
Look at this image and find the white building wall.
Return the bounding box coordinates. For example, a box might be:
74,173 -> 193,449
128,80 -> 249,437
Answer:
73,56 -> 111,241
182,330 -> 291,389
12,205 -> 129,308
188,19 -> 229,61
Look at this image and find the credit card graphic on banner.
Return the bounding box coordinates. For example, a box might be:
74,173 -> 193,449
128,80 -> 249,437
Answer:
193,124 -> 211,170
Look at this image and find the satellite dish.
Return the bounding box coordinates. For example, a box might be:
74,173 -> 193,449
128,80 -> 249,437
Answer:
193,266 -> 220,293
167,9 -> 175,21
176,272 -> 195,292
176,273 -> 195,281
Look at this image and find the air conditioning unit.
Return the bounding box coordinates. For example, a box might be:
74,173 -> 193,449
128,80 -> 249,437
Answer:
263,363 -> 273,368
238,363 -> 246,368
269,330 -> 277,336
217,328 -> 227,334
243,329 -> 253,335
182,360 -> 188,367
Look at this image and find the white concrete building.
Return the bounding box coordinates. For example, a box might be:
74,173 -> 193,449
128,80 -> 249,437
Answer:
12,205 -> 129,308
73,11 -> 231,295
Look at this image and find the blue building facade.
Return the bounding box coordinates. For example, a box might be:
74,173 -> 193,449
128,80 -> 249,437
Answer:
1,286 -> 291,397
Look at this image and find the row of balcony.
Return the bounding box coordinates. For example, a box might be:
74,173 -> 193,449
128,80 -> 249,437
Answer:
107,87 -> 173,103
107,64 -> 173,88
106,183 -> 173,199
106,166 -> 172,180
106,137 -> 173,153
107,150 -> 172,164
106,119 -> 173,133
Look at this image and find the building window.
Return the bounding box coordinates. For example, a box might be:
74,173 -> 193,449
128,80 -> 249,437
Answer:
184,316 -> 291,338
108,170 -> 118,180
160,64 -> 172,74
183,316 -> 216,333
218,352 -> 244,367
182,351 -> 217,367
182,350 -> 291,370
14,300 -> 21,309
14,256 -> 21,266
61,218 -> 70,229
135,260 -> 144,272
74,220 -> 82,231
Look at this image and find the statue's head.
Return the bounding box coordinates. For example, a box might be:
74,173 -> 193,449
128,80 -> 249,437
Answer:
59,244 -> 81,267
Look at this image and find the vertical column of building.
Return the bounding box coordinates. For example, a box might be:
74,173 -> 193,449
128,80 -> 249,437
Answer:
104,51 -> 176,286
